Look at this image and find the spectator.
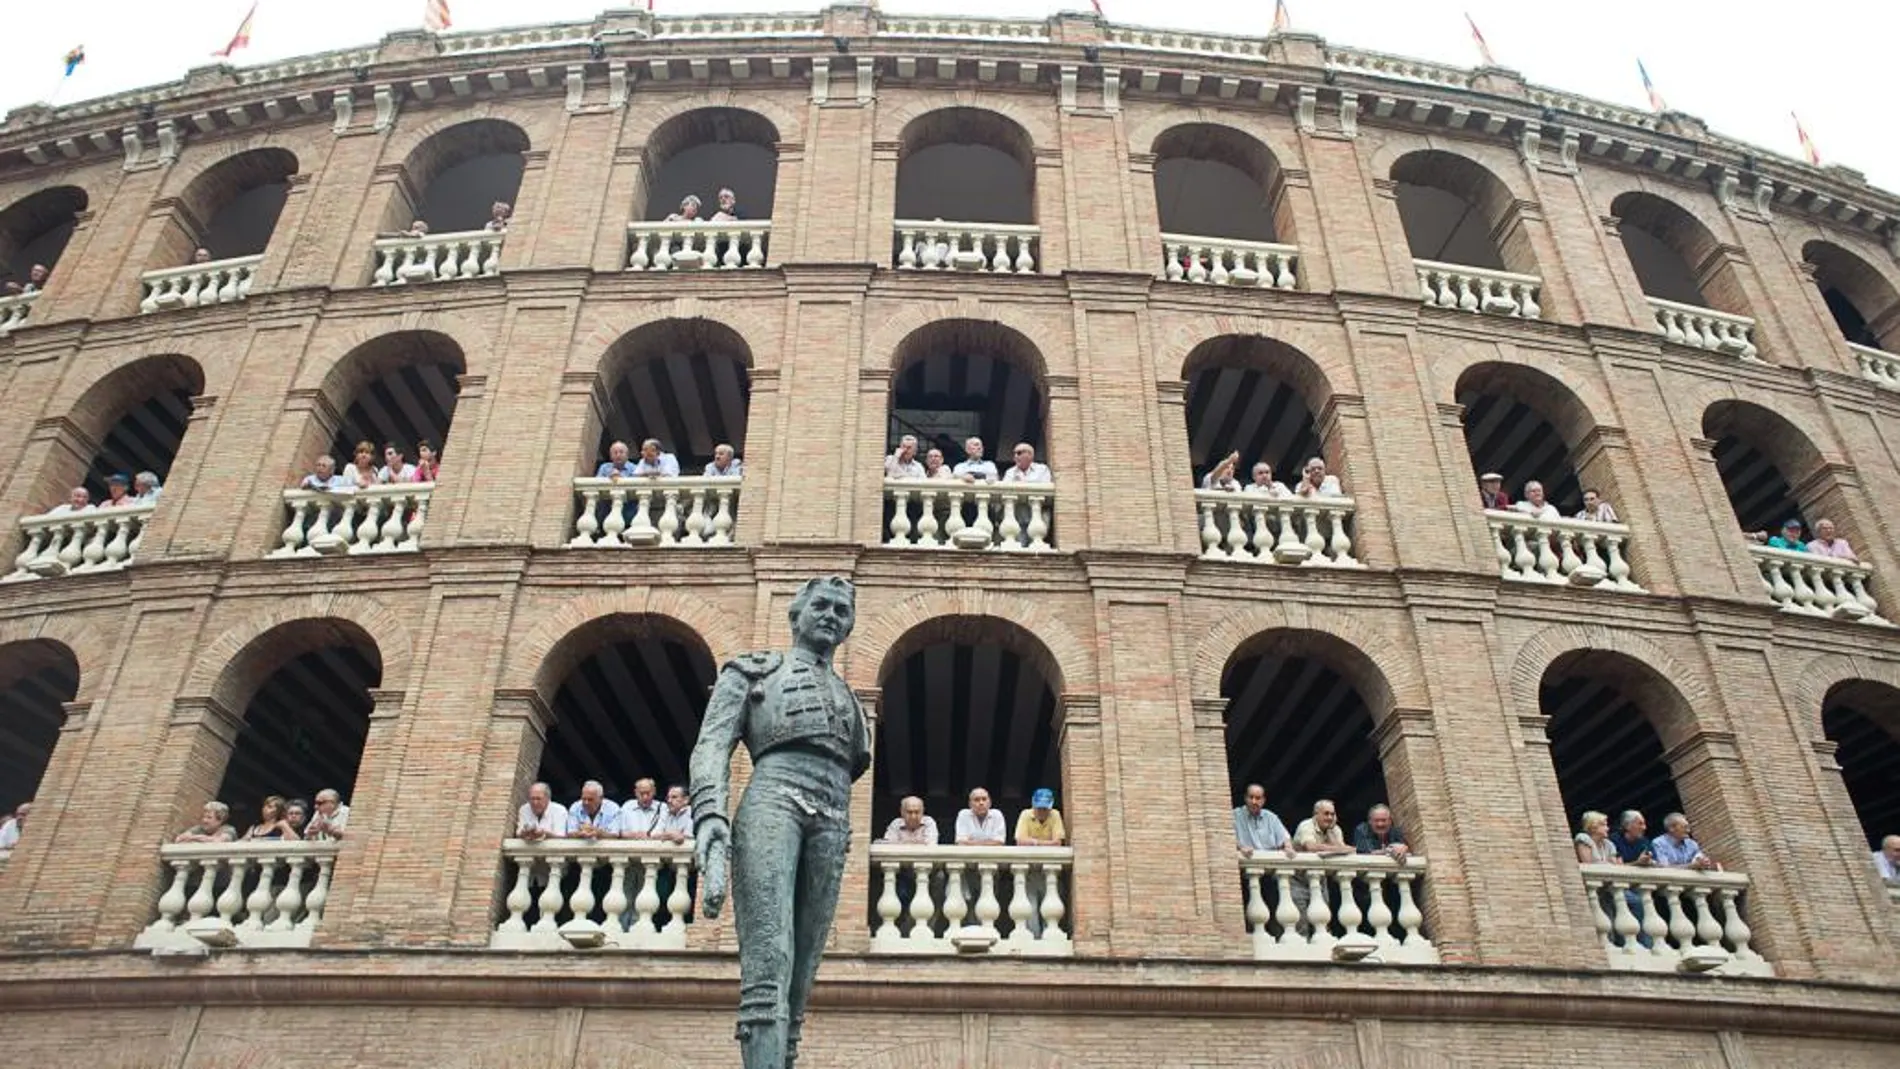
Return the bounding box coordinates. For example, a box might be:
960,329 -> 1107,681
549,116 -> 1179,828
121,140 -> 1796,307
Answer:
345,440 -> 380,489
1294,457 -> 1344,498
1352,803 -> 1409,860
653,784 -> 698,926
243,795 -> 301,840
567,780 -> 620,839
100,473 -> 135,508
954,437 -> 998,483
377,442 -> 417,484
1478,472 -> 1511,510
1873,834 -> 1900,886
1015,788 -> 1065,847
884,435 -> 924,479
711,187 -> 743,221
704,443 -> 743,478
0,803 -> 29,850
133,471 -> 163,503
1573,810 -> 1620,865
1,280 -> 18,297
174,801 -> 237,843
485,201 -> 512,232
404,219 -> 430,238
1650,812 -> 1720,871
922,447 -> 953,480
666,195 -> 703,223
617,778 -> 665,840
1232,783 -> 1293,858
1512,480 -> 1560,520
954,787 -> 1006,845
1807,518 -> 1858,561
1201,452 -> 1243,492
632,438 -> 680,478
305,788 -> 351,841
49,487 -> 91,514
285,798 -> 309,838
23,263 -> 48,292
1751,518 -> 1807,550
597,440 -> 638,480
1002,442 -> 1051,483
300,455 -> 348,491
1293,799 -> 1356,856
412,440 -> 441,483
1244,462 -> 1291,498
879,795 -> 940,845
192,248 -> 213,265
1613,810 -> 1654,866
656,785 -> 693,844
1575,488 -> 1618,523
516,782 -> 567,840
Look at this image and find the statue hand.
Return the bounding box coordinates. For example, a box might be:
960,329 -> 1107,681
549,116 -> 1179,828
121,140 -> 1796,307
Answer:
696,815 -> 731,918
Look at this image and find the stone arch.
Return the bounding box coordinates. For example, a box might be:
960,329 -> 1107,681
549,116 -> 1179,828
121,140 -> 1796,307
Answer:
891,103 -> 1041,226
0,183 -> 87,280
1154,315 -> 1358,398
27,351 -> 205,509
378,113 -> 535,234
501,586 -> 750,699
620,89 -> 807,149
1192,603 -> 1426,713
1181,331 -> 1335,417
1450,357 -> 1624,518
1789,651 -> 1900,742
1803,237 -> 1900,350
868,299 -> 1068,378
158,136 -> 298,211
1700,396 -> 1838,535
628,102 -> 787,221
1147,118 -> 1299,245
848,587 -> 1091,694
876,94 -> 1056,154
1437,351 -> 1616,442
0,613 -> 115,703
293,311 -> 494,394
180,592 -> 414,713
1389,146 -> 1539,274
572,299 -> 779,376
159,143 -> 299,262
1508,621 -> 1716,749
890,316 -> 1049,385
1609,187 -> 1751,317
55,352 -> 207,448
379,104 -> 549,171
1128,107 -> 1303,174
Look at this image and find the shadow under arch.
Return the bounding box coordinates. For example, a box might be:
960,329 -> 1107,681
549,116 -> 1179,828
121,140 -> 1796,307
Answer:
889,317 -> 1049,462
592,317 -> 755,472
169,147 -> 298,263
1391,148 -> 1533,274
387,118 -> 530,234
1151,121 -> 1292,244
44,352 -> 205,504
1701,398 -> 1830,536
897,106 -> 1036,224
1822,678 -> 1900,850
1610,190 -> 1741,314
0,637 -> 80,812
1539,648 -> 1692,831
1802,238 -> 1900,351
0,185 -> 86,284
1182,333 -> 1333,487
312,329 -> 468,466
637,106 -> 781,221
1454,360 -> 1612,516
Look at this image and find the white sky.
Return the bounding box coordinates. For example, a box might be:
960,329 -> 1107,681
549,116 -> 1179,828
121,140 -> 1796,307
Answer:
2,1 -> 1892,192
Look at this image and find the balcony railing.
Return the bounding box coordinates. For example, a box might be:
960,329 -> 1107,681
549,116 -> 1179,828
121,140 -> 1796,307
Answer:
1646,296 -> 1758,360
491,840 -> 696,950
4,502 -> 156,582
1414,259 -> 1543,319
134,840 -> 338,952
371,229 -> 503,286
1578,862 -> 1769,976
268,485 -> 431,558
869,843 -> 1073,957
138,254 -> 261,314
884,479 -> 1054,551
568,476 -> 741,548
1747,544 -> 1885,623
1161,234 -> 1299,290
1485,510 -> 1643,592
1195,490 -> 1360,567
626,220 -> 770,271
1848,341 -> 1900,391
0,290 -> 38,335
894,220 -> 1039,275
1241,854 -> 1438,964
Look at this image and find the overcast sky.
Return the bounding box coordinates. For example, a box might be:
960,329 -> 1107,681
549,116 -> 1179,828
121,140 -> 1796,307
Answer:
2,1 -> 1890,192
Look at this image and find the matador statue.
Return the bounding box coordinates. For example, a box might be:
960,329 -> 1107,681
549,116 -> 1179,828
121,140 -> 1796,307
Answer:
689,576 -> 871,1069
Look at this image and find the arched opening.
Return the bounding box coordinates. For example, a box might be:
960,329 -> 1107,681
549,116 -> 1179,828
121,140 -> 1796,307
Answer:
896,108 -> 1035,225
28,353 -> 205,513
889,319 -> 1047,465
1610,191 -> 1748,315
386,120 -> 529,235
210,619 -> 382,833
1701,400 -> 1829,538
1183,335 -> 1328,491
592,319 -> 753,475
1542,650 -> 1684,833
1456,362 -> 1616,518
313,331 -> 466,476
1802,240 -> 1900,352
1391,150 -> 1530,273
158,148 -> 297,269
637,107 -> 779,222
1822,680 -> 1900,851
0,639 -> 80,820
1222,631 -> 1389,826
1152,124 -> 1289,244
0,185 -> 86,290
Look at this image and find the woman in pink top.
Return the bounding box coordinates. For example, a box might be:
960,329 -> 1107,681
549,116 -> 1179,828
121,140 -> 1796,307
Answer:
412,440 -> 440,483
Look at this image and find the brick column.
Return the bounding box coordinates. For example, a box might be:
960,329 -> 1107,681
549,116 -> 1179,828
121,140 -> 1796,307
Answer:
1191,696 -> 1248,955
0,415 -> 98,537
1153,379 -> 1198,557
764,267 -> 871,543
526,369 -> 602,549
832,686 -> 880,954
523,111 -> 613,269
1508,705 -> 1614,968
20,209 -> 95,328
0,698 -> 95,941
1316,392 -> 1395,567
316,687 -> 411,946
1054,692 -> 1108,954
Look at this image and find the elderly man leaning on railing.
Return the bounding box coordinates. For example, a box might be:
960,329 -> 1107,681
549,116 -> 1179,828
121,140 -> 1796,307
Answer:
1196,455 -> 1359,566
270,453 -> 435,557
1744,516 -> 1884,622
569,440 -> 744,548
5,484 -> 157,581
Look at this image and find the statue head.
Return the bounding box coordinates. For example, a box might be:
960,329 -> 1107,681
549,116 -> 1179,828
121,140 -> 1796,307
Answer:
788,576 -> 856,656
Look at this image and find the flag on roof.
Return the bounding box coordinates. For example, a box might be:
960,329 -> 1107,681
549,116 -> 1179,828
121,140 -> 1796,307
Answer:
1273,0 -> 1292,33
1465,13 -> 1496,67
423,0 -> 452,33
62,46 -> 86,77
1793,112 -> 1822,166
1638,60 -> 1667,113
213,3 -> 258,59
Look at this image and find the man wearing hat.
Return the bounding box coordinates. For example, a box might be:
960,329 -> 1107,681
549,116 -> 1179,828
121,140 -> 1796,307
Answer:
1478,472 -> 1511,510
1762,518 -> 1807,550
100,473 -> 136,509
1014,787 -> 1066,937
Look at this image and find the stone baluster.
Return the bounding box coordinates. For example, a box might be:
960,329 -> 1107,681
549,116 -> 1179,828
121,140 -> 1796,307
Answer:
709,487 -> 736,545
898,230 -> 919,269
599,487 -> 629,545
150,860 -> 193,933
887,486 -> 914,546
942,859 -> 969,931
1303,868 -> 1333,948
1364,869 -> 1395,948
601,856 -> 631,932
666,858 -> 692,931
268,855 -> 311,931
968,489 -> 996,547
626,487 -> 658,544
301,854 -> 334,932
1006,863 -> 1034,945
1024,495 -> 1050,550
630,857 -> 664,935
240,856 -> 279,930
914,486 -> 942,547
682,488 -> 710,545
656,488 -> 683,545
1394,871 -> 1426,946
1333,868 -> 1364,937
906,861 -> 937,943
498,860 -> 534,932
973,864 -> 1002,936
217,857 -> 250,928
1273,869 -> 1302,946
569,857 -> 599,925
184,858 -> 218,926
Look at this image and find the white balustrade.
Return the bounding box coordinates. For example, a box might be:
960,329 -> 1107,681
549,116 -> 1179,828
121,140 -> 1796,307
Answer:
1747,544 -> 1886,624
138,254 -> 261,314
1484,510 -> 1643,592
1162,234 -> 1298,290
266,485 -> 432,558
884,480 -> 1055,552
133,840 -> 338,951
894,220 -> 1039,275
1414,259 -> 1543,319
1848,341 -> 1900,391
568,477 -> 740,548
626,220 -> 771,271
4,502 -> 157,582
879,16 -> 1049,41
1240,854 -> 1438,964
1195,490 -> 1360,567
0,290 -> 39,335
869,844 -> 1073,957
491,840 -> 697,950
1578,863 -> 1770,976
371,229 -> 504,286
1646,296 -> 1759,360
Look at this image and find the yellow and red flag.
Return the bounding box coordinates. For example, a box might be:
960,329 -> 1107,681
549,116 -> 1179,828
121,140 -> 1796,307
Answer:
1465,13 -> 1496,66
1793,113 -> 1821,166
212,3 -> 257,59
1273,0 -> 1291,32
423,0 -> 452,33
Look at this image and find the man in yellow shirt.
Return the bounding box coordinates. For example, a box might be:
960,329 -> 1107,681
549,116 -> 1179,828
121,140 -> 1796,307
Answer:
1014,788 -> 1066,938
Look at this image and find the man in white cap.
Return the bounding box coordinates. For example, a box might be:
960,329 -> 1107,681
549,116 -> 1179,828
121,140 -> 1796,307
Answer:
1478,472 -> 1511,510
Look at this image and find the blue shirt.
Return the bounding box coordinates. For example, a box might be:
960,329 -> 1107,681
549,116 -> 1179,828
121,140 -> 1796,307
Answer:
633,453 -> 681,477
703,459 -> 743,478
1650,833 -> 1706,868
566,798 -> 620,835
1233,806 -> 1291,852
596,460 -> 638,478
1613,833 -> 1652,864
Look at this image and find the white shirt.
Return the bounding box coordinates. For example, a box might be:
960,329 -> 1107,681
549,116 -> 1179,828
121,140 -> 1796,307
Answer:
1244,480 -> 1293,498
517,800 -> 568,837
884,454 -> 925,479
1513,500 -> 1561,520
633,453 -> 681,477
301,473 -> 352,491
617,799 -> 667,838
1874,849 -> 1900,884
1575,502 -> 1620,523
703,459 -> 744,478
953,458 -> 999,482
1296,475 -> 1345,498
954,808 -> 1007,844
304,804 -> 351,841
0,818 -> 19,850
1201,473 -> 1243,492
1002,462 -> 1052,484
656,805 -> 694,840
376,463 -> 418,484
